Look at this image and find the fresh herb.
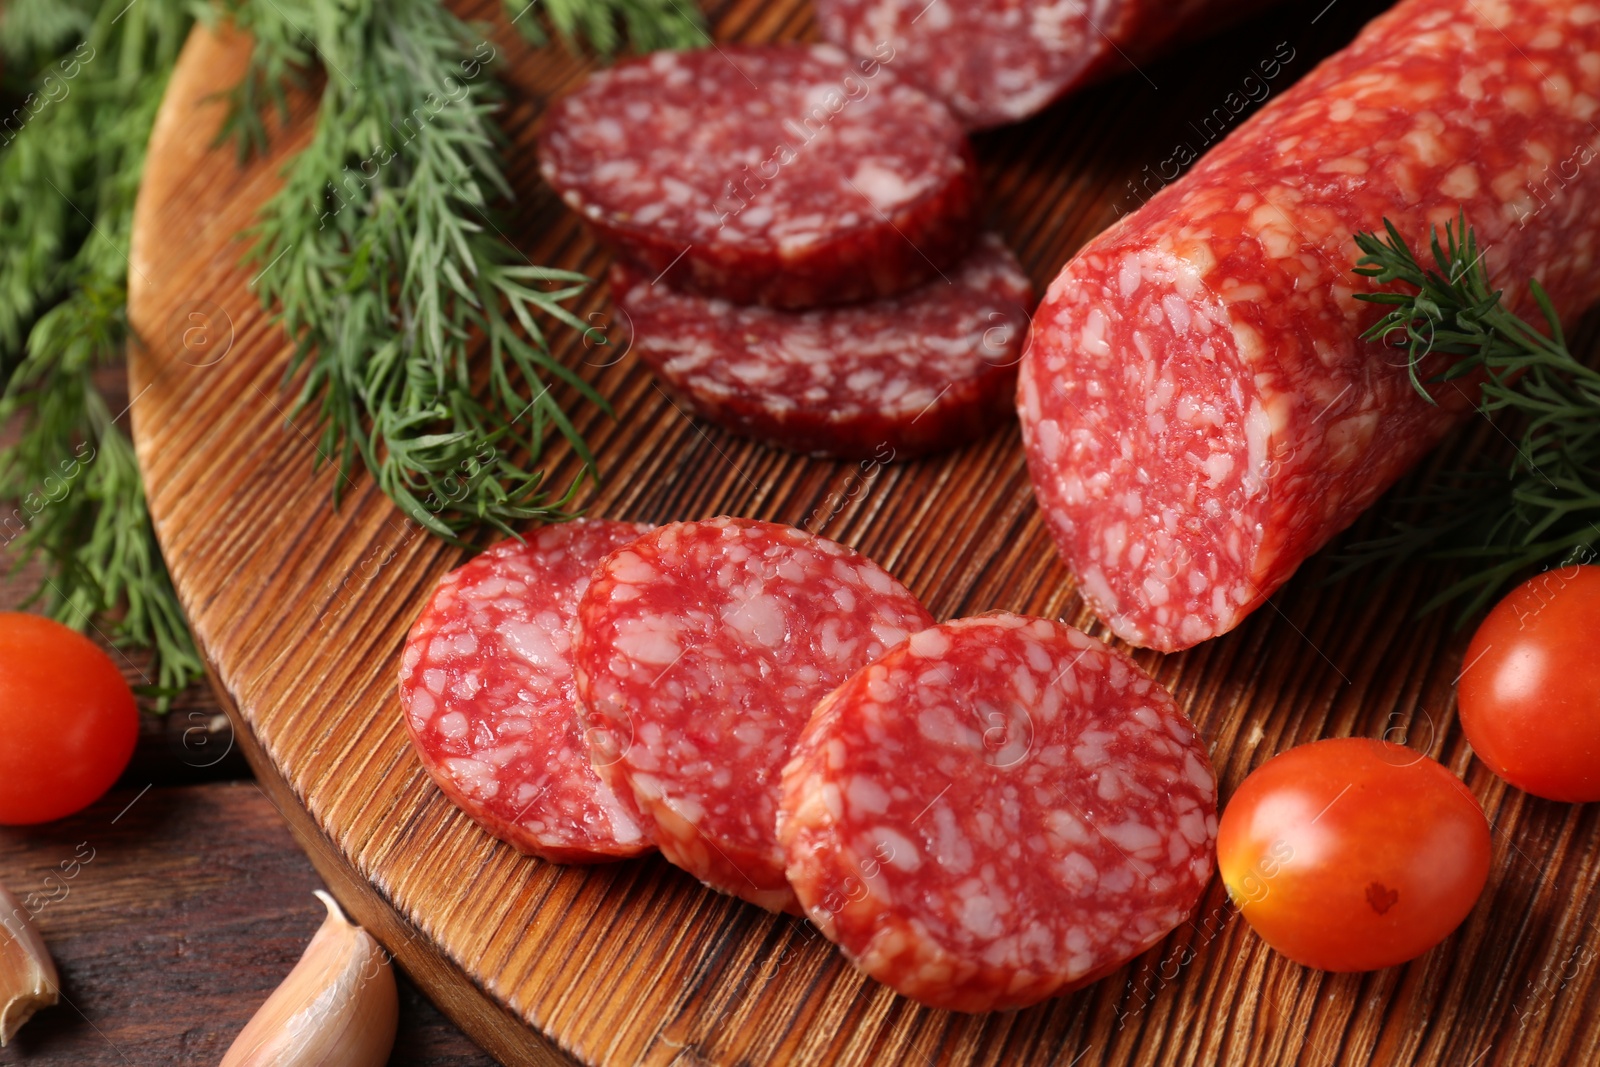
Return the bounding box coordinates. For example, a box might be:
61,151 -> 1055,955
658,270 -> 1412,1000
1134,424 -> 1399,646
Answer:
1342,213 -> 1600,619
502,0 -> 706,56
219,0 -> 702,542
0,0 -> 94,72
0,0 -> 202,704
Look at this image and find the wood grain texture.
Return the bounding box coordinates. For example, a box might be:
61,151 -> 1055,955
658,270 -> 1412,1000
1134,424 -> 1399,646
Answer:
123,3 -> 1600,1065
0,782 -> 495,1066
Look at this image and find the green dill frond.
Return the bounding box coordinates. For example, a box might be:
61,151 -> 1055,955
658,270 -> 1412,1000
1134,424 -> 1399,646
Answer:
1341,214 -> 1600,621
224,0 -> 644,540
0,0 -> 97,66
503,0 -> 707,56
0,0 -> 201,705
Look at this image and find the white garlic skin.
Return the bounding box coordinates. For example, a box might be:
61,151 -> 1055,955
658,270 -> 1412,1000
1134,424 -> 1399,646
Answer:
220,890 -> 398,1067
0,883 -> 59,1049
1,882 -> 60,1047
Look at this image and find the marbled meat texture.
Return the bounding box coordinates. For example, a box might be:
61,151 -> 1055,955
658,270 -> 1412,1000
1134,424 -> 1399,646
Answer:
1020,0 -> 1600,651
399,522 -> 655,863
538,43 -> 980,307
571,517 -> 935,912
612,233 -> 1035,458
815,0 -> 1264,129
778,613 -> 1217,1012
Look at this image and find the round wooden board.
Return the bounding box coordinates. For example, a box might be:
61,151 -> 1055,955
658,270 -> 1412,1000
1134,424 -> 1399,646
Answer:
125,3 -> 1600,1066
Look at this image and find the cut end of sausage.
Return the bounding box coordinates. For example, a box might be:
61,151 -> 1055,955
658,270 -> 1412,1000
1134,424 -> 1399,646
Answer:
613,232 -> 1035,459
1020,243 -> 1267,651
538,43 -> 980,307
814,0 -> 1105,129
573,517 -> 935,913
398,521 -> 658,863
779,613 -> 1218,1012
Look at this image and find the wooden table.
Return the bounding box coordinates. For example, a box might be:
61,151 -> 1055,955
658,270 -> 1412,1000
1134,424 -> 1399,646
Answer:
0,781 -> 498,1066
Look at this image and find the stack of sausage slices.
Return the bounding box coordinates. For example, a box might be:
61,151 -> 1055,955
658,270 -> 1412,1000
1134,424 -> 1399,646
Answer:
400,518 -> 1218,1012
537,43 -> 1036,460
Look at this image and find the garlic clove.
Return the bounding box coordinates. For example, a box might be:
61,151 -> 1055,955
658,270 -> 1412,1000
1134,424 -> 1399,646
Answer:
220,890 -> 398,1067
1,881 -> 60,1047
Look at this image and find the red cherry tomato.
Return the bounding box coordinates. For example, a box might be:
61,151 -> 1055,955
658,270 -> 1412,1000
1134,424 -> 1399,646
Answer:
0,612 -> 139,825
1457,564 -> 1600,802
1217,738 -> 1490,972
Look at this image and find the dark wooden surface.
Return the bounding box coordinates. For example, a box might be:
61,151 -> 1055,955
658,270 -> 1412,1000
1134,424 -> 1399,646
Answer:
0,780 -> 498,1066
121,2 -> 1600,1066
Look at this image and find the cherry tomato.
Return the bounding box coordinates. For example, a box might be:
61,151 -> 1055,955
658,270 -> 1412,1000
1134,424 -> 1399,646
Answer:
0,612 -> 138,825
1217,738 -> 1490,972
1457,565 -> 1600,802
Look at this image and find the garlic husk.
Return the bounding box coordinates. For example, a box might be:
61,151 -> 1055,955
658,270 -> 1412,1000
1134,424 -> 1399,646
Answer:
1,882 -> 60,1046
220,890 -> 398,1067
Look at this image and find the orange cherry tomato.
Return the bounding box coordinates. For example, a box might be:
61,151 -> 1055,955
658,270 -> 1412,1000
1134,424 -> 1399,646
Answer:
1217,738 -> 1490,972
0,612 -> 139,825
1457,565 -> 1600,802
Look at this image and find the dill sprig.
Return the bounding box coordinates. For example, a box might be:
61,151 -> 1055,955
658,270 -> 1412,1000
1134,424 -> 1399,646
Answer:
0,0 -> 95,68
0,0 -> 203,703
502,0 -> 706,56
218,0 -> 692,541
1340,213 -> 1600,619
